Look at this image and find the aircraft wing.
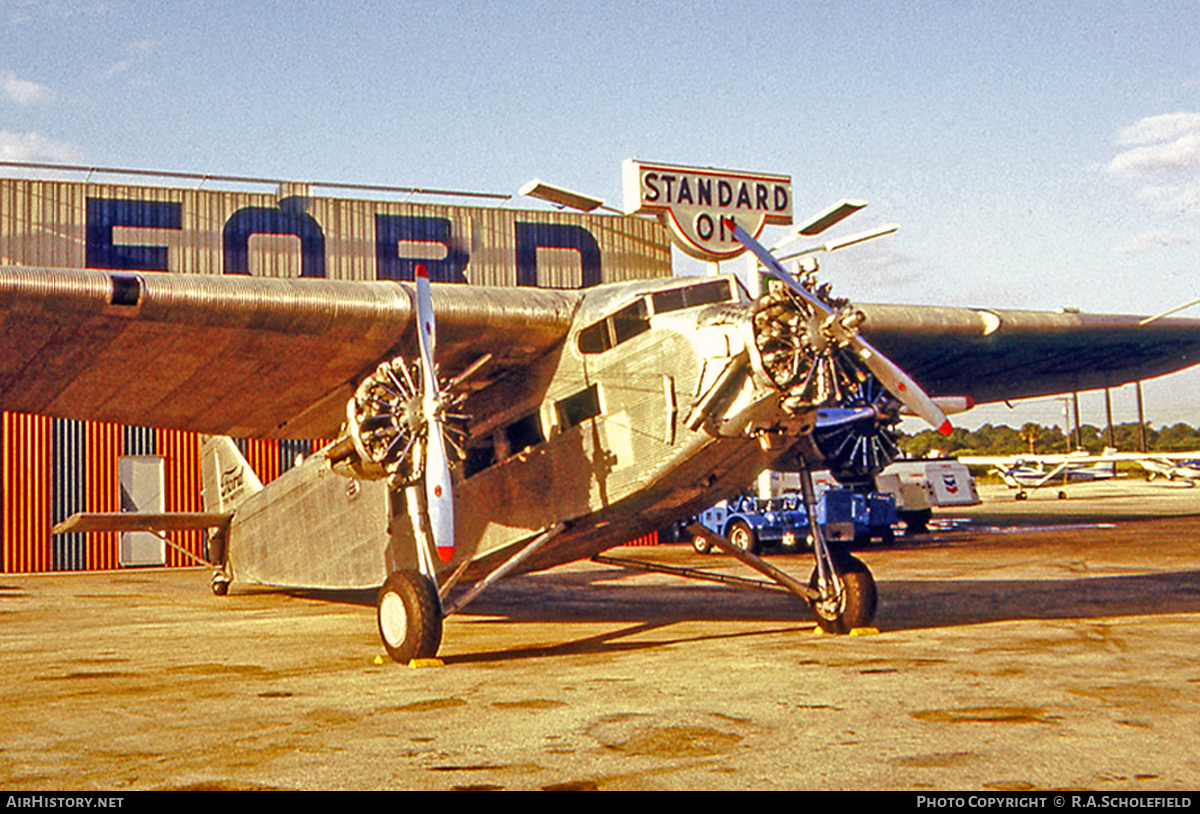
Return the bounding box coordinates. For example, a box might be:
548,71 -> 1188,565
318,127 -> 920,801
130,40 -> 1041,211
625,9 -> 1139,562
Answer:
5,266 -> 1200,441
859,304 -> 1200,404
960,451 -> 1200,466
0,266 -> 579,439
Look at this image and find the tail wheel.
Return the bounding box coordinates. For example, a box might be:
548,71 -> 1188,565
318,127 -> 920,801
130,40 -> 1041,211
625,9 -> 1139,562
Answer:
210,572 -> 231,597
377,570 -> 443,663
809,554 -> 877,634
692,534 -> 713,554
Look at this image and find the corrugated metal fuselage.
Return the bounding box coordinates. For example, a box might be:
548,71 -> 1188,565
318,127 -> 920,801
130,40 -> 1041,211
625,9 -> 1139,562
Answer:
224,276 -> 813,591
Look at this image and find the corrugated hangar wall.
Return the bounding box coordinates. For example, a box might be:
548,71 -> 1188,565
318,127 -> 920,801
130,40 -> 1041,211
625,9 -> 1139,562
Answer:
1,174 -> 671,573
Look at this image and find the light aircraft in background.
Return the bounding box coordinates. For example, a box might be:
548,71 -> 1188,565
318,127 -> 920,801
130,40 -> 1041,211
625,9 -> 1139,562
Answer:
1134,455 -> 1200,485
960,449 -> 1123,500
7,197 -> 1200,663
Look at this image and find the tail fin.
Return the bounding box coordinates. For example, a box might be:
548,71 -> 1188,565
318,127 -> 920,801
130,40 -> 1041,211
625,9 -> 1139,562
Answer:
1098,447 -> 1118,475
201,436 -> 264,514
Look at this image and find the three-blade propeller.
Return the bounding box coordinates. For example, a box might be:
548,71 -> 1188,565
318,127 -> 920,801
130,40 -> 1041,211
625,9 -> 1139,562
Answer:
727,219 -> 953,436
414,265 -> 455,562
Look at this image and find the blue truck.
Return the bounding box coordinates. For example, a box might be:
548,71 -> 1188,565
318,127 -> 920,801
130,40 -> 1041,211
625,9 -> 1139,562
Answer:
691,488 -> 897,555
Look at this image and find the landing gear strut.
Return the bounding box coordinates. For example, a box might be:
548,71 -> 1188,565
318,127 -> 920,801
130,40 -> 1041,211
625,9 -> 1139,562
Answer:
674,465 -> 878,634
799,466 -> 878,633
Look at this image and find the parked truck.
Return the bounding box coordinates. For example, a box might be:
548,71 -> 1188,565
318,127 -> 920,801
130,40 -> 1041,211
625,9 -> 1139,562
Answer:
691,487 -> 897,555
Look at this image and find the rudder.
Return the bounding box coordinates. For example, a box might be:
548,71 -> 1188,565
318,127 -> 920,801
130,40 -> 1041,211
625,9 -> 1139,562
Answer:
201,436 -> 265,514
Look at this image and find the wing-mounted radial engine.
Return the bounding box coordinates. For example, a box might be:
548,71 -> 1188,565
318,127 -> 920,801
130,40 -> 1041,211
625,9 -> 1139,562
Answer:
326,265 -> 472,664
327,355 -> 469,487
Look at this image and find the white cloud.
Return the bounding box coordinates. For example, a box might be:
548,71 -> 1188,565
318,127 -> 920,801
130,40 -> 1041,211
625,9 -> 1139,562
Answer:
1114,229 -> 1194,256
0,131 -> 83,163
1116,112 -> 1200,146
1109,112 -> 1200,177
1135,178 -> 1200,217
1,70 -> 54,105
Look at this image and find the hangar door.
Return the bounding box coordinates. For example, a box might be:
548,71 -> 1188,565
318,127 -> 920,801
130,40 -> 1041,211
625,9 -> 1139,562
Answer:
119,455 -> 165,567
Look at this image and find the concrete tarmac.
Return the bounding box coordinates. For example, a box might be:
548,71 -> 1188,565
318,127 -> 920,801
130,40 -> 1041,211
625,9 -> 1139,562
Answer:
2,481 -> 1199,791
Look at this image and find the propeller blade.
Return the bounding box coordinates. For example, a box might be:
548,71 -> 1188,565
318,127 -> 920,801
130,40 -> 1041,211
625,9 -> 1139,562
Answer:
424,417 -> 455,562
727,219 -> 952,436
415,264 -> 455,561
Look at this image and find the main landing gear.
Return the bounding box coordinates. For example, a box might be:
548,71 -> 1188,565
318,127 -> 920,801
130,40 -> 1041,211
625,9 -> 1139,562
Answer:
377,570 -> 443,663
667,468 -> 878,635
374,523 -> 565,664
808,551 -> 877,634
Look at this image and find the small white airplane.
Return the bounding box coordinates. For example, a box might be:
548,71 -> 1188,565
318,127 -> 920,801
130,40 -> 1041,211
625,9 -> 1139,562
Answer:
960,449 -> 1123,500
1134,455 -> 1200,485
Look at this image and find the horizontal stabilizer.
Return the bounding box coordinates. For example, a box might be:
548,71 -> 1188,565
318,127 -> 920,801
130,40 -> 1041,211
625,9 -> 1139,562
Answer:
52,512 -> 233,535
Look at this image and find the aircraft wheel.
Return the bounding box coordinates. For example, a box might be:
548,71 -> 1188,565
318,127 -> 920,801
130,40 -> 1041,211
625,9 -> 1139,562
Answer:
1057,491 -> 1067,500
727,521 -> 760,555
377,570 -> 443,664
691,534 -> 712,554
210,572 -> 231,597
809,554 -> 878,634
1015,491 -> 1028,501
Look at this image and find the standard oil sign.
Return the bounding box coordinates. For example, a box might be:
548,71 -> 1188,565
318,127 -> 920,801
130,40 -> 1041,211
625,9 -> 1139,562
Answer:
623,160 -> 792,260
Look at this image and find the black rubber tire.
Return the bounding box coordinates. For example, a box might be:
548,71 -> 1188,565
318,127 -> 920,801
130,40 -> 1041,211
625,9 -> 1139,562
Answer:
899,508 -> 932,535
377,570 -> 443,663
808,554 -> 878,634
726,520 -> 759,555
691,534 -> 712,554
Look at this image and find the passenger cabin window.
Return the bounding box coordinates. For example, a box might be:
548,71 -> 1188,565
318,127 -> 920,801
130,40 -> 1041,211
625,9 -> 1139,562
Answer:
555,384 -> 601,429
577,280 -> 733,356
463,438 -> 497,478
504,413 -> 545,455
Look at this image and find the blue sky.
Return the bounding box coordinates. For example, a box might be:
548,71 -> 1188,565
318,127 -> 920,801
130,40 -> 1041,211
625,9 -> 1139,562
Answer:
3,0 -> 1200,435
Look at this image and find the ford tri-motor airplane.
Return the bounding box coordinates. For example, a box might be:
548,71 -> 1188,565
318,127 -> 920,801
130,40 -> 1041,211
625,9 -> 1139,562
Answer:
6,203 -> 1200,663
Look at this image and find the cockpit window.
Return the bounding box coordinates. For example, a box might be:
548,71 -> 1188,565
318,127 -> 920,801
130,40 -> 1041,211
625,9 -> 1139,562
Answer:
577,298 -> 649,355
650,279 -> 732,314
577,320 -> 612,354
610,298 -> 650,344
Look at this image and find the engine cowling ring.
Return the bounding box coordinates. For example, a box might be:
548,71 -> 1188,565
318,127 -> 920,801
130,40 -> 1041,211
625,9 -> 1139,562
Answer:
344,357 -> 428,484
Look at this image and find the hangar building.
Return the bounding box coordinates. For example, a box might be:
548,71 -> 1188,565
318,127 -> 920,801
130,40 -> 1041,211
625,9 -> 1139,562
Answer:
0,166 -> 672,573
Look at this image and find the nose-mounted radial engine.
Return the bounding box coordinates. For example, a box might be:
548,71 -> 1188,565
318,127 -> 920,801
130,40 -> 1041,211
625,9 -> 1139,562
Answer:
750,277 -> 903,485
729,218 -> 951,634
